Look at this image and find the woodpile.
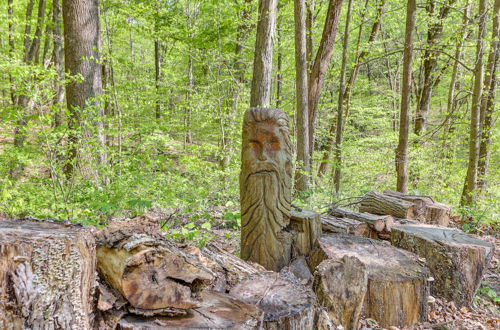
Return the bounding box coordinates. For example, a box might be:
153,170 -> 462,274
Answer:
391,224 -> 494,307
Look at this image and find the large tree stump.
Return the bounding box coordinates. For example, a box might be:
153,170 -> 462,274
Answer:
313,256 -> 368,330
308,234 -> 429,328
117,291 -> 263,329
229,272 -> 318,329
290,210 -> 322,257
321,215 -> 370,237
391,224 -> 494,307
240,108 -> 293,271
359,190 -> 415,219
0,219 -> 96,330
329,207 -> 394,232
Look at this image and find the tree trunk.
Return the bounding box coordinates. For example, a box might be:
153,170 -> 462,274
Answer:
320,215 -> 370,237
62,0 -> 106,177
52,0 -> 65,127
359,190 -> 415,219
294,0 -> 310,193
414,0 -> 455,136
395,0 -> 417,193
250,0 -> 278,107
477,0 -> 500,191
7,0 -> 15,105
461,0 -> 487,205
154,39 -> 162,119
276,6 -> 283,108
307,0 -> 344,159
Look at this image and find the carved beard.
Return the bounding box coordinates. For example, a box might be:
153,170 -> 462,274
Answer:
240,166 -> 291,271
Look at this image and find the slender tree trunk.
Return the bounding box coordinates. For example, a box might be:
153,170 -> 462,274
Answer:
306,0 -> 314,71
414,0 -> 455,136
307,0 -> 344,161
396,0 -> 417,193
250,0 -> 278,107
477,0 -> 500,191
276,7 -> 283,108
186,54 -> 194,144
53,0 -> 65,127
27,0 -> 47,64
62,0 -> 106,177
331,0 -> 353,194
8,0 -> 15,105
155,39 -> 162,119
461,0 -> 487,205
294,0 -> 310,193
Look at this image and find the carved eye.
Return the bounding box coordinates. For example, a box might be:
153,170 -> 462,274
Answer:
270,137 -> 279,144
248,139 -> 260,148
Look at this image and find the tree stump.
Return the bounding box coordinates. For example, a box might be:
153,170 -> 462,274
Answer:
313,256 -> 368,330
391,224 -> 494,307
290,210 -> 322,257
117,291 -> 263,329
229,272 -> 318,329
308,234 -> 429,328
359,190 -> 415,219
0,219 -> 96,330
329,207 -> 394,232
321,215 -> 370,237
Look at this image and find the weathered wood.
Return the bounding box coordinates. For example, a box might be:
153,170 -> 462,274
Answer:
240,107 -> 293,271
391,224 -> 494,307
321,215 -> 370,237
313,256 -> 368,330
359,190 -> 415,219
383,190 -> 451,226
96,235 -> 214,310
0,219 -> 96,330
290,210 -> 322,257
308,234 -> 429,328
117,291 -> 263,329
230,272 -> 318,329
329,207 -> 391,232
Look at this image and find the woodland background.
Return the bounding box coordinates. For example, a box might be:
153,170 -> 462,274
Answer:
0,0 -> 498,234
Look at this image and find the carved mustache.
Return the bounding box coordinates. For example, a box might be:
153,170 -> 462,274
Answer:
244,161 -> 281,184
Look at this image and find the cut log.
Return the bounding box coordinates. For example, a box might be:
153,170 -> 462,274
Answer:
313,256 -> 368,330
329,207 -> 391,232
0,219 -> 96,330
308,234 -> 429,328
117,291 -> 263,329
320,215 -> 370,237
96,235 -> 214,310
230,272 -> 318,329
391,224 -> 494,307
290,210 -> 322,257
383,190 -> 451,226
359,190 -> 415,219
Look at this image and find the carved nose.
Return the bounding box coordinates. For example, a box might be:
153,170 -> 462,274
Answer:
257,149 -> 267,161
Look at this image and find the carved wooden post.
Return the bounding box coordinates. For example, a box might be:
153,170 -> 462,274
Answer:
240,107 -> 293,271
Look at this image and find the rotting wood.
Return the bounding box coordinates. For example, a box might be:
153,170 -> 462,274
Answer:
308,234 -> 429,328
321,215 -> 370,237
329,207 -> 390,232
391,224 -> 494,307
290,210 -> 322,257
313,256 -> 368,330
359,190 -> 415,219
0,219 -> 96,330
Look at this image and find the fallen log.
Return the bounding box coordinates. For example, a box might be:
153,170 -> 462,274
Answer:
359,190 -> 415,219
308,234 -> 430,328
313,256 -> 368,330
320,215 -> 370,237
117,291 -> 263,329
290,210 -> 322,257
329,207 -> 393,232
0,219 -> 96,329
391,224 -> 494,307
230,272 -> 318,329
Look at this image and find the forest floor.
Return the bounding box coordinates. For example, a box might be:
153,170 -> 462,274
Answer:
149,206 -> 500,330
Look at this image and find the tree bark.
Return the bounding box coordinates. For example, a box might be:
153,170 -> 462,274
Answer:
276,6 -> 283,108
62,0 -> 106,177
294,0 -> 311,193
477,0 -> 500,191
154,39 -> 162,119
307,0 -> 344,158
395,0 -> 417,193
250,0 -> 278,107
52,0 -> 65,127
461,0 -> 487,205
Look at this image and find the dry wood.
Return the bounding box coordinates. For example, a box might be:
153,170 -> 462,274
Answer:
359,190 -> 415,219
391,224 -> 494,307
290,210 -> 322,257
230,272 -> 318,329
329,207 -> 391,232
313,256 -> 368,330
0,219 -> 96,329
117,291 -> 263,329
308,234 -> 429,328
321,215 -> 369,237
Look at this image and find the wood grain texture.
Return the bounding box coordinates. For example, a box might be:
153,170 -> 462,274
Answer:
359,191 -> 415,219
320,215 -> 370,237
290,210 -> 322,257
